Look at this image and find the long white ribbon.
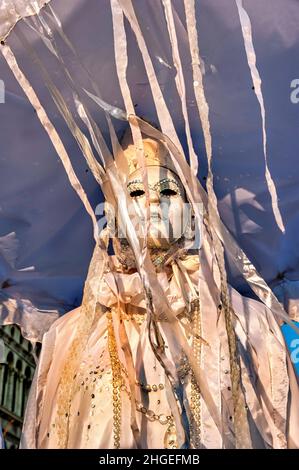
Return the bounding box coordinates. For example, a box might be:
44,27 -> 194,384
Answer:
236,0 -> 285,234
0,43 -> 99,241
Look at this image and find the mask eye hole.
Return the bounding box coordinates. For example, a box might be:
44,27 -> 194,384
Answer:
160,188 -> 178,197
129,189 -> 145,198
159,179 -> 181,197
127,181 -> 145,198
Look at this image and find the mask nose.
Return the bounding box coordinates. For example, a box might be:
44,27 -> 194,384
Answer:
148,189 -> 160,204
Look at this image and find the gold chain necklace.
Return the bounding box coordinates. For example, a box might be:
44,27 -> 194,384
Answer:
107,310 -> 124,449
189,297 -> 202,448
107,298 -> 202,449
107,308 -> 178,449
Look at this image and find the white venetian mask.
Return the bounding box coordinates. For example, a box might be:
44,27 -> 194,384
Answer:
126,166 -> 190,249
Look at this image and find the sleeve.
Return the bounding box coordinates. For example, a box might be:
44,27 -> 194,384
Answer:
19,322 -> 58,449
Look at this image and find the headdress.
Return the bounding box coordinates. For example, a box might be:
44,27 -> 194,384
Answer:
121,128 -> 178,178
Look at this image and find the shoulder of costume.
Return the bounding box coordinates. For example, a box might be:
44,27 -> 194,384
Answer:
45,306 -> 82,334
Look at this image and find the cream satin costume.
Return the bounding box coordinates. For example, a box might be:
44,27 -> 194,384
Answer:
20,256 -> 299,449
20,133 -> 299,449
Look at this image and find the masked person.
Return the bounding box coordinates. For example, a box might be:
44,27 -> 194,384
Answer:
20,131 -> 299,449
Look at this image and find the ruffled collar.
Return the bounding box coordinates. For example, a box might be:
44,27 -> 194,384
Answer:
97,254 -> 200,318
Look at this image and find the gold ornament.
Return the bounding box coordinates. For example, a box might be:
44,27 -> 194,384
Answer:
122,135 -> 178,178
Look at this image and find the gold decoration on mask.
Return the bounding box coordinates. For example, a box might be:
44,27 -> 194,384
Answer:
122,135 -> 178,178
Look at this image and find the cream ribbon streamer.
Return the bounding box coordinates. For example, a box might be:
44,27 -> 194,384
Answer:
0,0 -> 51,41
162,0 -> 198,177
110,0 -> 150,270
117,0 -> 184,156
0,42 -> 99,241
133,116 -> 299,336
236,0 -> 285,234
182,0 -> 252,447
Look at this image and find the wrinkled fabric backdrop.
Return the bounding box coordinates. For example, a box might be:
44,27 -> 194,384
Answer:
0,0 -> 298,372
